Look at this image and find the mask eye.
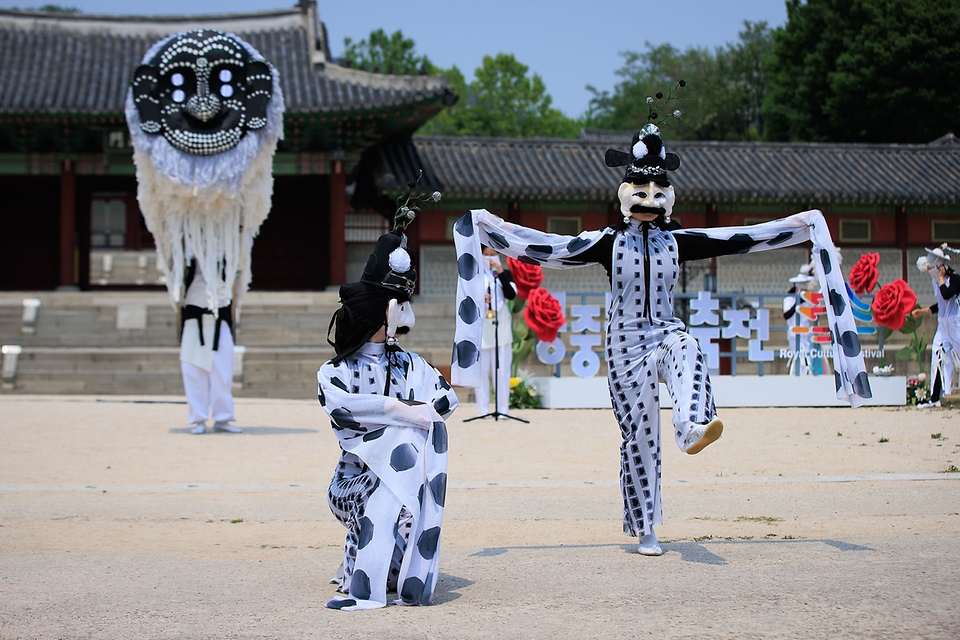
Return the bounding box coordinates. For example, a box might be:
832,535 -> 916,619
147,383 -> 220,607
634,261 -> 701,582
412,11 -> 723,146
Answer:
172,89 -> 185,103
219,69 -> 232,82
171,72 -> 184,87
220,84 -> 234,98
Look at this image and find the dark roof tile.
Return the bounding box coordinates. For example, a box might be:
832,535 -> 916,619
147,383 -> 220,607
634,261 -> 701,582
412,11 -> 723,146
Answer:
0,9 -> 450,116
399,136 -> 960,205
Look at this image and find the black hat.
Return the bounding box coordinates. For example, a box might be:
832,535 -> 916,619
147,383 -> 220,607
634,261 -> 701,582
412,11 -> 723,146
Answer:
604,124 -> 681,186
359,232 -> 417,302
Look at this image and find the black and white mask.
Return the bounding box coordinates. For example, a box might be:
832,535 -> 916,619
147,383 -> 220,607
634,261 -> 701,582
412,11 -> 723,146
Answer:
131,29 -> 273,156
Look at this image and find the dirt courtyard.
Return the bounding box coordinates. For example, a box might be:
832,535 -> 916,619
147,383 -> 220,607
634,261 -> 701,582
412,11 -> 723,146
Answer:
1,394 -> 959,639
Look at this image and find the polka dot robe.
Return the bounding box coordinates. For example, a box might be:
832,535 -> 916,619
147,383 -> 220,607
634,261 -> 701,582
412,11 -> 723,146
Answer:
319,342 -> 458,610
451,209 -> 871,538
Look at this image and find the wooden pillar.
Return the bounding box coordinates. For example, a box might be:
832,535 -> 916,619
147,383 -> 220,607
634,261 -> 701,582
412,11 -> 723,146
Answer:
895,205 -> 908,280
507,201 -> 521,224
328,160 -> 346,286
58,159 -> 77,289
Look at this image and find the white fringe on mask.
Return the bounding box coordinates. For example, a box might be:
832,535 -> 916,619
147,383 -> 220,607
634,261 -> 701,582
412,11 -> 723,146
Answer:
125,33 -> 285,314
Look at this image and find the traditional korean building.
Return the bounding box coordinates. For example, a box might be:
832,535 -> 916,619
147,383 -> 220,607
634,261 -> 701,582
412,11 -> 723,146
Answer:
1,3 -> 958,300
0,2 -> 453,291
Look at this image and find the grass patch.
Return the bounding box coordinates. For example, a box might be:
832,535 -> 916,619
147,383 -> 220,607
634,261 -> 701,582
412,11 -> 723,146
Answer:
837,432 -> 843,437
735,516 -> 783,524
931,433 -> 943,440
230,518 -> 244,524
943,465 -> 960,473
879,437 -> 889,443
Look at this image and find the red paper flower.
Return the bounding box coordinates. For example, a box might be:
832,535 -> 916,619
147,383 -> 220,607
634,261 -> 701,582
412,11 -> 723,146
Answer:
523,287 -> 566,343
848,252 -> 880,294
507,256 -> 544,300
871,279 -> 917,330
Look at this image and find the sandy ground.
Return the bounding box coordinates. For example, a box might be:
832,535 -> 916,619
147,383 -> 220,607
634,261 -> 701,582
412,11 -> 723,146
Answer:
1,394 -> 959,639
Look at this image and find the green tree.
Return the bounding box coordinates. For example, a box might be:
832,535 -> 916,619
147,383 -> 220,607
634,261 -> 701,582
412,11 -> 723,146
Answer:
340,32 -> 577,138
424,53 -> 578,138
763,0 -> 960,143
584,22 -> 773,141
341,29 -> 431,75
419,64 -> 469,136
719,21 -> 774,140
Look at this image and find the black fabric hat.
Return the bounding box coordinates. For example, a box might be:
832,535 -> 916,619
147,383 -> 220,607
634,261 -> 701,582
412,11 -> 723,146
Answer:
328,281 -> 390,364
359,232 -> 417,302
604,124 -> 681,186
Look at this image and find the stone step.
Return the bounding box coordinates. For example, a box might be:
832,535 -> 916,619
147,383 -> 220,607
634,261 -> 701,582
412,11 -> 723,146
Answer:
2,346 -> 336,398
0,292 -> 455,350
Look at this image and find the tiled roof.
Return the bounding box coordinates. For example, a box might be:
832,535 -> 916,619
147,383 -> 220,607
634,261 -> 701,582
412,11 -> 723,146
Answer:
402,135 -> 960,205
0,8 -> 450,116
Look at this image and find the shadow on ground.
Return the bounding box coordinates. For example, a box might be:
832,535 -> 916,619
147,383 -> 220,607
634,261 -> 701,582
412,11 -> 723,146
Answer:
168,426 -> 318,435
469,538 -> 874,566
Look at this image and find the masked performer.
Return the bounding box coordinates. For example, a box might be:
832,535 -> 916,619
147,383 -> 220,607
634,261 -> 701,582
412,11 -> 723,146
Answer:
319,231 -> 459,610
125,30 -> 284,433
451,124 -> 870,556
912,245 -> 960,407
477,245 -> 517,416
783,260 -> 827,376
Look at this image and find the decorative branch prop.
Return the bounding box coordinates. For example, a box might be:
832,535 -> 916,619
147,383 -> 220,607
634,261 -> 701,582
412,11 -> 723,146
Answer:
646,79 -> 687,126
393,169 -> 441,233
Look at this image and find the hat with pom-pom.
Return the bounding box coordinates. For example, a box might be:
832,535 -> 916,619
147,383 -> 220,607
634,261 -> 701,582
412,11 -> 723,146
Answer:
359,231 -> 417,302
604,124 -> 681,186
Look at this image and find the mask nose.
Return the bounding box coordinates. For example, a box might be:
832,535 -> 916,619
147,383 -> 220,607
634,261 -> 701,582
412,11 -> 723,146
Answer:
185,57 -> 221,122
637,186 -> 665,208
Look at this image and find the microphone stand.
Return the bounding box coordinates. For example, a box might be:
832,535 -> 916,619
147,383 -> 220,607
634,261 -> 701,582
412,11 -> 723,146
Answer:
465,264 -> 528,424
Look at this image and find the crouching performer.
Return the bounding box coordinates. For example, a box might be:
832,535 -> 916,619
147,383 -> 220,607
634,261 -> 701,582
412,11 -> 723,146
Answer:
319,226 -> 458,610
451,124 -> 870,557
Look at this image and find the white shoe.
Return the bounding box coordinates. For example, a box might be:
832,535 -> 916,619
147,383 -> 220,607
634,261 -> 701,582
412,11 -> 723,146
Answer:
638,532 -> 663,556
917,401 -> 941,409
214,421 -> 242,433
190,424 -> 206,435
682,418 -> 723,455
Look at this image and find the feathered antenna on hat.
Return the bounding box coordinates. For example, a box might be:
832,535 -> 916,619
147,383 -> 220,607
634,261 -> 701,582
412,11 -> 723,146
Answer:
393,169 -> 441,234
645,79 -> 686,126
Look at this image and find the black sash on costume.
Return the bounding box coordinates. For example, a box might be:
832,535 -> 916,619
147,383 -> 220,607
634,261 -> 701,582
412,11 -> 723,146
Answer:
181,304 -> 232,351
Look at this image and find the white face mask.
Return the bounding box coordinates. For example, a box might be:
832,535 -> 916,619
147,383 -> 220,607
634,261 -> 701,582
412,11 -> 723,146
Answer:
386,299 -> 416,338
618,181 -> 676,221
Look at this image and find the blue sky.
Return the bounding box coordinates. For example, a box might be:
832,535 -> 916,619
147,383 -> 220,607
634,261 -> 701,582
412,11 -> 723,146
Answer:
0,0 -> 788,117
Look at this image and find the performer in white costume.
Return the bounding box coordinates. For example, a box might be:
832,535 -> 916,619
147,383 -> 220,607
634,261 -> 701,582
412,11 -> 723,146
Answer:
319,183 -> 458,610
179,261 -> 238,433
782,261 -> 827,376
125,29 -> 284,433
451,124 -> 870,557
912,245 -> 960,407
477,245 -> 517,416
